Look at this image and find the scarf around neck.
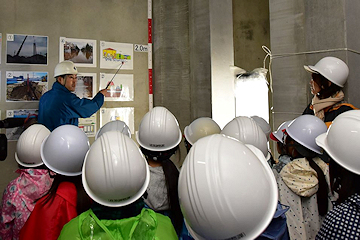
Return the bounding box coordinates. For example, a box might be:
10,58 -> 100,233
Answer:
311,90 -> 344,120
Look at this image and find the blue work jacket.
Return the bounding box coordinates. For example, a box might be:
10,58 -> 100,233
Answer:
38,82 -> 104,131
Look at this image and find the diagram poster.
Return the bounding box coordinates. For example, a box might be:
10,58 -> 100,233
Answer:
74,73 -> 96,99
79,114 -> 96,138
6,34 -> 48,65
73,73 -> 97,137
100,107 -> 135,134
6,109 -> 38,141
100,41 -> 133,70
59,37 -> 96,67
100,73 -> 133,101
6,71 -> 48,102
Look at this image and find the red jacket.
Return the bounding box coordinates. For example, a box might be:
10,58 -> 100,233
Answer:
19,182 -> 78,240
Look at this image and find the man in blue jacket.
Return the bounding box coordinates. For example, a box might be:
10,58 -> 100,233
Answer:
38,61 -> 107,131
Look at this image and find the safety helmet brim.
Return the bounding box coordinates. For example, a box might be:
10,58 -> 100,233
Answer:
136,129 -> 182,152
303,65 -> 318,74
269,132 -> 279,142
15,152 -> 43,168
184,126 -> 193,145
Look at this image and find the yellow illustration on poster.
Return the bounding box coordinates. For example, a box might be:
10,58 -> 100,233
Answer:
100,41 -> 133,70
6,109 -> 38,141
6,34 -> 48,65
74,72 -> 97,137
6,71 -> 48,102
59,37 -> 96,68
100,73 -> 134,101
100,107 -> 135,134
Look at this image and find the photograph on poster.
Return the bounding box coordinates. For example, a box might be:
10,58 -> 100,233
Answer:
73,72 -> 97,137
79,114 -> 96,138
6,71 -> 48,102
6,109 -> 38,141
100,73 -> 133,101
59,37 -> 96,67
100,107 -> 135,134
74,73 -> 96,99
6,34 -> 48,65
100,41 -> 133,70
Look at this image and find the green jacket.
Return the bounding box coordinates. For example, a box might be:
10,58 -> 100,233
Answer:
58,208 -> 178,240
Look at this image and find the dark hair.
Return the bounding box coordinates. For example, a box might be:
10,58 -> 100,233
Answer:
313,73 -> 342,99
329,159 -> 360,205
285,136 -> 328,216
276,141 -> 287,155
184,137 -> 192,153
140,146 -> 183,234
92,198 -> 144,220
40,174 -> 92,215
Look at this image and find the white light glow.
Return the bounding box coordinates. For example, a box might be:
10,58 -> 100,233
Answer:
234,70 -> 269,123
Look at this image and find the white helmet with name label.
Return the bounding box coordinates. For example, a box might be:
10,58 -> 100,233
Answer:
136,106 -> 182,151
179,134 -> 277,240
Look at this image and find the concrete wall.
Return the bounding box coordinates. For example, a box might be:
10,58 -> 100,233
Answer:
233,0 -> 270,72
0,0 -> 149,192
152,0 -> 271,164
269,0 -> 360,155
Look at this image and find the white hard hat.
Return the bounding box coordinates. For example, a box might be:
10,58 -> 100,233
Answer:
304,56 -> 349,87
251,116 -> 271,141
136,106 -> 182,151
54,61 -> 78,78
15,124 -> 50,167
179,134 -> 278,240
41,125 -> 89,176
286,115 -> 327,154
184,117 -> 221,145
270,120 -> 292,143
83,131 -> 150,207
95,120 -> 131,140
221,116 -> 268,157
316,110 -> 360,175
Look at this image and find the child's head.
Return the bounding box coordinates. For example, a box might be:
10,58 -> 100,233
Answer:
316,110 -> 360,201
15,124 -> 50,168
179,134 -> 277,239
136,106 -> 181,157
221,116 -> 268,158
41,124 -> 89,176
276,141 -> 287,155
83,131 -> 149,207
184,117 -> 221,153
284,115 -> 327,159
270,120 -> 292,155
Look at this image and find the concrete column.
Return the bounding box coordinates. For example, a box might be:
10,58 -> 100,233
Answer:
209,0 -> 235,128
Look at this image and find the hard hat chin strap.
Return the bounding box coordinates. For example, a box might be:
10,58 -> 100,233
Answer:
62,75 -> 68,86
57,75 -> 67,86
